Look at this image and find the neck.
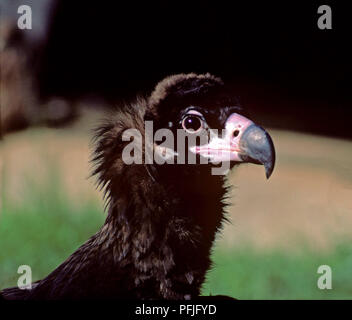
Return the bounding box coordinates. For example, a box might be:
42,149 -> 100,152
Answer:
96,163 -> 228,299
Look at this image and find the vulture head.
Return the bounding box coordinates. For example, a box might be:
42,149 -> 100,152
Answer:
145,73 -> 275,181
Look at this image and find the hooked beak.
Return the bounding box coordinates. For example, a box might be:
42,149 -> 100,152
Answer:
191,113 -> 276,178
238,124 -> 276,178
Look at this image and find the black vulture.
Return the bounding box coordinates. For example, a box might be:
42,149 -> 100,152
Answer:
1,73 -> 275,300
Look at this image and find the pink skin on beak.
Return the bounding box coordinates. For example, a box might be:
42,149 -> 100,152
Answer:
191,113 -> 254,163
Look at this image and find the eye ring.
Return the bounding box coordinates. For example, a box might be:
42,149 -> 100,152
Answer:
182,115 -> 203,133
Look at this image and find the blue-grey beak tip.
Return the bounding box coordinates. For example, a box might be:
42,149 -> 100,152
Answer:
239,125 -> 276,179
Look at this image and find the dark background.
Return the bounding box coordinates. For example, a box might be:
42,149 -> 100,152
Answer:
36,1 -> 351,138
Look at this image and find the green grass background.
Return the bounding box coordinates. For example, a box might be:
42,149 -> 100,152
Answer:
1,171 -> 352,299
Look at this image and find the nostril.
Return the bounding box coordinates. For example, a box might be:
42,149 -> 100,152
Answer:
233,129 -> 240,138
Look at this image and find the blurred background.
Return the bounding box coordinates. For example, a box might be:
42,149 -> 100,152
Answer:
1,0 -> 352,299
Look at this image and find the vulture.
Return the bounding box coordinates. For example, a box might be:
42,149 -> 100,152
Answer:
1,73 -> 275,300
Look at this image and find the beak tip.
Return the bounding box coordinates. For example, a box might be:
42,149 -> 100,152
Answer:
265,167 -> 273,179
239,124 -> 276,180
264,154 -> 275,179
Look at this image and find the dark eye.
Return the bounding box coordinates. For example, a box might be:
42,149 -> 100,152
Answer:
182,115 -> 203,133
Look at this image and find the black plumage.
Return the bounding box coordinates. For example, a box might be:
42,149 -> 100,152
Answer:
1,73 -> 275,300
